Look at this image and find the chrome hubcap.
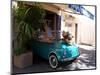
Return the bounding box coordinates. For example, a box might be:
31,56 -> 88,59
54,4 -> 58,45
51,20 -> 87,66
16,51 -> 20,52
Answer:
49,55 -> 58,68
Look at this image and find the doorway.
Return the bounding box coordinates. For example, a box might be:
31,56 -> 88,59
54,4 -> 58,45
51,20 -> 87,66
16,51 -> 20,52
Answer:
75,23 -> 78,43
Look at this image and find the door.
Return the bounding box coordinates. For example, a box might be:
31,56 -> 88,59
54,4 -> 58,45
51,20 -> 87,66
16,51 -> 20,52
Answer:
75,23 -> 78,43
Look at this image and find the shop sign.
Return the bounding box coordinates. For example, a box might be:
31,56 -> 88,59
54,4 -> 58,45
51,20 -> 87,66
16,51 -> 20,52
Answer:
68,4 -> 94,20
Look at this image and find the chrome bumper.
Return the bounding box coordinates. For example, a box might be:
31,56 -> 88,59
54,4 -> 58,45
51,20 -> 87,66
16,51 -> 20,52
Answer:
60,54 -> 80,62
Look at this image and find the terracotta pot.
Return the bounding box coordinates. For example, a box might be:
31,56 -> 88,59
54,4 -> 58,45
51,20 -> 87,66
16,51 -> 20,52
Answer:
14,51 -> 33,68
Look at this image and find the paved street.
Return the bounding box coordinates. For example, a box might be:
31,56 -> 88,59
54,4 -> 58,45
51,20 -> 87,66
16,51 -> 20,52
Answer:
13,45 -> 96,74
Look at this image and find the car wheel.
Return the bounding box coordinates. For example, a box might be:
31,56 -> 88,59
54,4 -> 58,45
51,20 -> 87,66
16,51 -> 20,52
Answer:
49,54 -> 59,69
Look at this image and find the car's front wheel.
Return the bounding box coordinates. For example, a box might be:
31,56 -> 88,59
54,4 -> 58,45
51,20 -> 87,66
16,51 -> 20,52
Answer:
49,54 -> 59,69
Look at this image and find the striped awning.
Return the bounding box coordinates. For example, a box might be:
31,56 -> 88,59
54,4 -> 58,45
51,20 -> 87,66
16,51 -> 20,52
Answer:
68,4 -> 94,20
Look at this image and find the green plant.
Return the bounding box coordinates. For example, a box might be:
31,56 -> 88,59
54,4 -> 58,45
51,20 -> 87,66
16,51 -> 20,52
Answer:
13,2 -> 45,55
14,48 -> 25,56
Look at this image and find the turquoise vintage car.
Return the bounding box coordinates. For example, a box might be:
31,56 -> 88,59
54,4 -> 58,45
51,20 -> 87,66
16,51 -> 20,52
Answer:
31,39 -> 79,68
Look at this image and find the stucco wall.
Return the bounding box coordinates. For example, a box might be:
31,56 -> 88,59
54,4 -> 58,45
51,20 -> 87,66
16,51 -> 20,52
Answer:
60,10 -> 95,46
75,15 -> 95,46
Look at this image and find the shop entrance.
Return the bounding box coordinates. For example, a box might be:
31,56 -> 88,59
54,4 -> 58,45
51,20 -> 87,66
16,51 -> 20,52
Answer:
38,10 -> 61,42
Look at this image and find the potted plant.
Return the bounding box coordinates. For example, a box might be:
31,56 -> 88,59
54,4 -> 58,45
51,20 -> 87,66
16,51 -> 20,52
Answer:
12,2 -> 45,68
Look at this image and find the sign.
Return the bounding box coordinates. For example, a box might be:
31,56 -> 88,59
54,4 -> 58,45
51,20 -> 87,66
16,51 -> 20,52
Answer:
68,4 -> 94,20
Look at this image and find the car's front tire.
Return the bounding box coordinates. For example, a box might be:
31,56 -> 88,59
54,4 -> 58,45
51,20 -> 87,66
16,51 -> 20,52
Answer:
49,54 -> 59,69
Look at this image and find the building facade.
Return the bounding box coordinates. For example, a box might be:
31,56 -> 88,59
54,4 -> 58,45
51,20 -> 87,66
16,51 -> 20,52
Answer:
13,1 -> 95,46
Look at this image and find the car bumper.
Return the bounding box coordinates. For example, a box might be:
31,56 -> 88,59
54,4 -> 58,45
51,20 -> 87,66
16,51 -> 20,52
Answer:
60,54 -> 80,62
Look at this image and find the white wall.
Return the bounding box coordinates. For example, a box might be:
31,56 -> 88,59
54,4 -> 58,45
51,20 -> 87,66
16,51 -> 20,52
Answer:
60,10 -> 95,46
76,15 -> 95,46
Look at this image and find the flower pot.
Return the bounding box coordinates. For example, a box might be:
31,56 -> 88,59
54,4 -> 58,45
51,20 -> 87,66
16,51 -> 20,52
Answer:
14,51 -> 33,68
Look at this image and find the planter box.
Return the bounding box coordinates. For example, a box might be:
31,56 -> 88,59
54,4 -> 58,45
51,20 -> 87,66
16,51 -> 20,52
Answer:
14,51 -> 33,68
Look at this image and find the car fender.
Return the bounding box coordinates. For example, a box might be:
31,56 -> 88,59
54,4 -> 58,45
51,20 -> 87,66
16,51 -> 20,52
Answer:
48,50 -> 62,61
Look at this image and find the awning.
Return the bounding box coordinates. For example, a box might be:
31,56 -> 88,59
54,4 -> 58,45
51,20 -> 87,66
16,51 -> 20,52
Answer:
68,4 -> 94,20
